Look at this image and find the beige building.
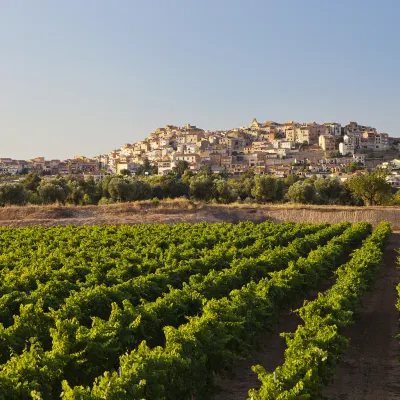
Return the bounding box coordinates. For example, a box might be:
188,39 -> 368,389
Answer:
172,153 -> 200,164
324,123 -> 342,136
290,123 -> 329,144
219,137 -> 246,152
360,131 -> 389,150
319,135 -> 336,151
345,121 -> 376,136
158,160 -> 174,176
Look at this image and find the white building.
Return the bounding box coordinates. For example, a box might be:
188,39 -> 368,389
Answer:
339,140 -> 355,156
353,154 -> 365,164
324,123 -> 342,136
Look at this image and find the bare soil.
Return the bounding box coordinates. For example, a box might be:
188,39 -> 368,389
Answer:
213,234 -> 400,400
212,277 -> 337,400
0,201 -> 400,228
321,233 -> 400,400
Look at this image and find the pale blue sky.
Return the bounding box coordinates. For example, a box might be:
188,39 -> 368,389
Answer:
1,0 -> 399,160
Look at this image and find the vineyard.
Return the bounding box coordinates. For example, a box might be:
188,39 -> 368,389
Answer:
0,220 -> 394,399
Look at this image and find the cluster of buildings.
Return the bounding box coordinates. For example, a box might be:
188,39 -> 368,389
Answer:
0,156 -> 103,180
378,159 -> 400,187
97,119 -> 396,177
1,119 -> 397,183
339,122 -> 390,155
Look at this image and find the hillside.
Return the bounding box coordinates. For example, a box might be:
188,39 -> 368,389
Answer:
0,200 -> 398,228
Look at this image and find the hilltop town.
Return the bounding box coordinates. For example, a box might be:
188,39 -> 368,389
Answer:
1,119 -> 400,184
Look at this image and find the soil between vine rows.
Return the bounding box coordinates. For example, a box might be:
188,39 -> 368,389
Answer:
322,232 -> 400,400
212,233 -> 400,400
212,277 -> 337,400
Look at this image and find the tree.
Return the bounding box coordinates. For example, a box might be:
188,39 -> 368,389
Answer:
346,170 -> 392,205
313,178 -> 347,205
149,176 -> 189,199
181,170 -> 194,185
67,182 -> 85,205
126,179 -> 152,201
136,159 -> 157,176
284,173 -> 299,187
275,179 -> 286,202
251,175 -> 277,202
227,171 -> 255,200
84,176 -> 101,204
214,179 -> 235,204
108,177 -> 131,202
392,189 -> 400,205
120,169 -> 132,176
189,175 -> 215,200
0,184 -> 29,205
99,175 -> 113,199
286,181 -> 316,204
37,181 -> 69,204
344,162 -> 364,173
105,177 -> 152,202
172,161 -> 189,178
22,173 -> 41,192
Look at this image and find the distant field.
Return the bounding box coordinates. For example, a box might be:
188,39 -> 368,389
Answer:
0,221 -> 393,399
0,200 -> 398,228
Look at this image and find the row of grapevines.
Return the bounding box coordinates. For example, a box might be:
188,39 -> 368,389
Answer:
53,221 -> 325,324
0,221 -> 299,325
53,223 -> 372,400
0,221 -> 320,350
249,221 -> 391,399
0,223 -> 334,391
0,222 -> 274,292
50,221 -> 322,321
395,235 -> 400,398
50,223 -> 349,388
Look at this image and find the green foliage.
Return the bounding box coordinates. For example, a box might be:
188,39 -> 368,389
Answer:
72,223 -> 370,399
37,179 -> 70,204
251,175 -> 277,202
0,169 -> 395,207
0,221 -> 373,399
344,161 -> 364,173
213,179 -> 236,203
172,160 -> 189,177
21,173 -> 41,192
346,170 -> 392,205
313,177 -> 351,205
0,183 -> 29,206
148,176 -> 189,199
286,181 -> 316,204
119,169 -> 131,176
189,174 -> 215,200
250,222 -> 390,399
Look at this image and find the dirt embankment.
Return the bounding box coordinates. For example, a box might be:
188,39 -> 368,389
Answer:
0,201 -> 399,228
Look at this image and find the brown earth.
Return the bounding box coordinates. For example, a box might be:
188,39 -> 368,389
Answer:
213,233 -> 400,400
321,232 -> 400,400
0,201 -> 399,228
212,277 -> 337,400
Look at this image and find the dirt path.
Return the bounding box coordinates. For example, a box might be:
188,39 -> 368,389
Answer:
212,309 -> 300,400
212,277 -> 337,400
213,234 -> 400,400
321,232 -> 400,400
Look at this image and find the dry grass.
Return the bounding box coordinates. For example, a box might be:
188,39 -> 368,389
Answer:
0,200 -> 398,228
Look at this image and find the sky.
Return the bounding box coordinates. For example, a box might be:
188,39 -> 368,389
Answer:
1,0 -> 399,160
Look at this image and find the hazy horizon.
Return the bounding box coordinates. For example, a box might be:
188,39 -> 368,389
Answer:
1,0 -> 399,160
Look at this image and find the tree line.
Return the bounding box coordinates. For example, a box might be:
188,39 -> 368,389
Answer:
0,161 -> 397,207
